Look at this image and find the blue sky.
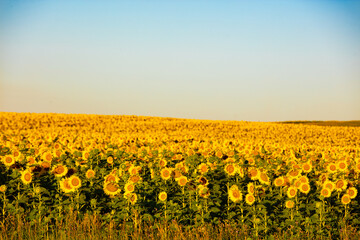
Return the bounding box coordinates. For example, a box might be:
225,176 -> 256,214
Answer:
1,0 -> 359,121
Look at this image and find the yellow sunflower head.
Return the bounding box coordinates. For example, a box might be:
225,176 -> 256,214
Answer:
229,185 -> 243,203
159,191 -> 167,202
245,193 -> 255,205
68,175 -> 82,189
103,182 -> 121,196
52,164 -> 68,178
21,169 -> 32,185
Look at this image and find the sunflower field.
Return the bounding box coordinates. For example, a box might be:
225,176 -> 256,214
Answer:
1,112 -> 360,239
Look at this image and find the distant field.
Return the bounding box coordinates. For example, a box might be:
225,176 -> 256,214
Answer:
279,120 -> 360,127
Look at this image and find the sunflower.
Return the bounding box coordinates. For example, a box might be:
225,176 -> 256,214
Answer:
302,161 -> 312,173
286,186 -> 297,198
129,193 -> 138,205
299,183 -> 310,194
104,182 -> 121,196
85,169 -> 96,179
247,182 -> 255,195
336,160 -> 348,172
215,150 -> 223,159
355,160 -> 360,173
259,171 -> 270,185
341,194 -> 351,205
197,163 -> 209,175
160,168 -> 172,180
21,169 -> 32,185
346,187 -> 357,199
104,173 -> 119,183
69,175 -> 82,189
159,191 -> 167,201
124,182 -> 135,193
198,185 -> 210,198
299,176 -> 309,184
245,194 -> 255,205
327,163 -> 337,174
177,176 -> 188,187
197,176 -> 209,186
294,179 -> 302,189
248,168 -> 260,180
129,175 -> 142,184
52,164 -> 68,178
27,156 -> 36,166
287,169 -> 301,180
107,156 -> 114,165
320,188 -> 331,198
159,158 -> 167,168
60,178 -> 74,194
82,151 -> 90,160
285,200 -> 295,209
0,185 -> 7,193
274,176 -> 285,187
229,185 -> 243,203
3,155 -> 15,167
42,152 -> 53,163
323,180 -> 335,192
173,169 -> 182,179
335,179 -> 348,192
224,164 -> 237,176
128,165 -> 141,175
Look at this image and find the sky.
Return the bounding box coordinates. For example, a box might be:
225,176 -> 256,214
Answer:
0,0 -> 359,121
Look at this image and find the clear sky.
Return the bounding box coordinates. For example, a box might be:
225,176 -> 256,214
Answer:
1,0 -> 359,121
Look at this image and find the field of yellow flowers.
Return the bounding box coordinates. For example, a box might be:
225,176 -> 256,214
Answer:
1,112 -> 360,239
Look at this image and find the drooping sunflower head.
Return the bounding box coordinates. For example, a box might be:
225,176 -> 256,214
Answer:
129,193 -> 138,205
259,171 -> 270,185
104,173 -> 119,183
198,185 -> 210,198
248,168 -> 260,180
60,178 -> 74,194
103,182 -> 121,196
52,164 -> 68,178
335,179 -> 348,192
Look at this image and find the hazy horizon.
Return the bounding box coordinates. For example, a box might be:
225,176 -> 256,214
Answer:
1,1 -> 359,122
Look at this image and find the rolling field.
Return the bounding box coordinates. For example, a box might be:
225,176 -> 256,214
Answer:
1,112 -> 360,239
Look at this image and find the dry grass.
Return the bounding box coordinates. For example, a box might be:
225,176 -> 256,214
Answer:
1,214 -> 359,240
278,121 -> 360,127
